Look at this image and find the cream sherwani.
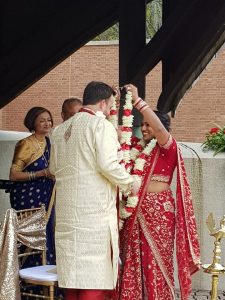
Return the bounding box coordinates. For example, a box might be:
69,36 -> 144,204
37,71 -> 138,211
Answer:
50,111 -> 133,289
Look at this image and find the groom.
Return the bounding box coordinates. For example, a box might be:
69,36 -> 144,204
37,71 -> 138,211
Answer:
50,81 -> 139,300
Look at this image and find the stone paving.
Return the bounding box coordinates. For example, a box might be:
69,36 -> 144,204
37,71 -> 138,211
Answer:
175,290 -> 225,299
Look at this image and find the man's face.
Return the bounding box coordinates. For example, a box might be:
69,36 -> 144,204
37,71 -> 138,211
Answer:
102,95 -> 114,117
62,103 -> 82,121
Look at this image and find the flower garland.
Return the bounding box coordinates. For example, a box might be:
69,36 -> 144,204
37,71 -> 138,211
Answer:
120,138 -> 157,221
109,88 -> 157,226
108,96 -> 118,129
119,91 -> 134,171
119,91 -> 157,225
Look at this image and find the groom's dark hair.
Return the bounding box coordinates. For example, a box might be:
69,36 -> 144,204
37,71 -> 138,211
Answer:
83,81 -> 115,105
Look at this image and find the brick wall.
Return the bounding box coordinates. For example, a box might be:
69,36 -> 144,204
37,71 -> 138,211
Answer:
1,41 -> 225,142
0,109 -> 2,129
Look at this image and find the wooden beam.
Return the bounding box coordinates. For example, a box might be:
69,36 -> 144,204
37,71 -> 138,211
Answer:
157,0 -> 225,113
0,0 -> 119,108
119,0 -> 146,126
162,0 -> 187,86
128,1 -> 194,82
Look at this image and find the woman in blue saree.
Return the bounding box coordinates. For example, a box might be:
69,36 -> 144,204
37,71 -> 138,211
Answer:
9,107 -> 55,271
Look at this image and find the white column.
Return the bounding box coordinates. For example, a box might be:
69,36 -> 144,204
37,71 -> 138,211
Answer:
0,131 -> 30,222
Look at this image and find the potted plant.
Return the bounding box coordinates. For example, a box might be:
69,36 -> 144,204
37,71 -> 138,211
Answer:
202,126 -> 225,156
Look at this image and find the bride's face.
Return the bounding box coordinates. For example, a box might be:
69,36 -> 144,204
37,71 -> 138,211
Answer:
141,121 -> 155,143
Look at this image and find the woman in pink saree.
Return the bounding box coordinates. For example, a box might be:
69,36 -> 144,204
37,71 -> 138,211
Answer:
118,85 -> 201,300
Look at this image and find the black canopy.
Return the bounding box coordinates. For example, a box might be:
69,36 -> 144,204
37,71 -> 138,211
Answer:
1,0 -> 225,118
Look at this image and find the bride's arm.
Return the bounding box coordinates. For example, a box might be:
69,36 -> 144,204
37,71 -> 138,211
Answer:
126,84 -> 170,146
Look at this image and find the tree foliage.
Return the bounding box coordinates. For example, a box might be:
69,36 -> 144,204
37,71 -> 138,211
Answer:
93,0 -> 162,41
94,24 -> 119,41
146,0 -> 162,39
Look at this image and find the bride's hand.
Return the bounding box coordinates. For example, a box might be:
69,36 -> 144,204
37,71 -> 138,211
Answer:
124,84 -> 139,103
112,85 -> 121,109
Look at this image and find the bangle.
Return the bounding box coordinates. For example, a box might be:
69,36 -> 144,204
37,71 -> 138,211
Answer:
28,171 -> 36,181
133,97 -> 142,107
44,168 -> 48,177
140,104 -> 149,112
138,102 -> 147,111
135,99 -> 148,112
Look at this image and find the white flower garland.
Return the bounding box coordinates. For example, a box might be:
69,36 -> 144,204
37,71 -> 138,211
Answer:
108,96 -> 118,129
120,91 -> 134,169
120,138 -> 157,220
109,88 -> 157,226
130,139 -> 145,160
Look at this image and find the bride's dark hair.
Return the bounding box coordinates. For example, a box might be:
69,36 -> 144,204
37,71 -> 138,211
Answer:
153,110 -> 171,132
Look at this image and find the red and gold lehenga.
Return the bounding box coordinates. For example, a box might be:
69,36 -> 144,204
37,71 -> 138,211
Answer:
118,136 -> 201,300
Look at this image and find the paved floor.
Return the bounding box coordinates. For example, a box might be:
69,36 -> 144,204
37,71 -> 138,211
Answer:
175,290 -> 225,299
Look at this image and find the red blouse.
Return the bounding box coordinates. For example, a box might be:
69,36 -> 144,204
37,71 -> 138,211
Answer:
151,135 -> 177,184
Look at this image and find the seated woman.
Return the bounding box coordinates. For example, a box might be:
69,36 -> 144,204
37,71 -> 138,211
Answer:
9,106 -> 55,266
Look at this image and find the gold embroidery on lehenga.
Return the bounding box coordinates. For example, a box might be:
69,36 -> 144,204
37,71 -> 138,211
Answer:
120,218 -> 143,300
163,201 -> 175,213
151,174 -> 170,183
138,191 -> 175,299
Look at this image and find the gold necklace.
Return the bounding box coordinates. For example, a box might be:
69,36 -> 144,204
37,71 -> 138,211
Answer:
32,135 -> 49,167
34,135 -> 45,147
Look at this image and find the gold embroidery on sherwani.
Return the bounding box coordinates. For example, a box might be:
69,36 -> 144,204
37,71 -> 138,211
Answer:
64,123 -> 73,142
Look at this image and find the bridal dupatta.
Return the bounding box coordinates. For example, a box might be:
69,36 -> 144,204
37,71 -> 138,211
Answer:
176,146 -> 201,299
119,142 -> 201,300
